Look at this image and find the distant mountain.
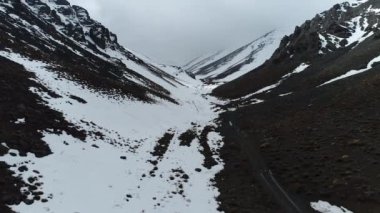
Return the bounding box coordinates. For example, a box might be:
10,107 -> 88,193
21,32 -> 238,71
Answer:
183,31 -> 284,83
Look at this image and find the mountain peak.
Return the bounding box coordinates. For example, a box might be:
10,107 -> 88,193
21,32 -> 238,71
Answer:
19,0 -> 118,50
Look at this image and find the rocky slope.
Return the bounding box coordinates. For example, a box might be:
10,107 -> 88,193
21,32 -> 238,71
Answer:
214,0 -> 379,98
184,31 -> 283,83
213,0 -> 380,212
0,0 -> 183,102
0,1 -> 224,213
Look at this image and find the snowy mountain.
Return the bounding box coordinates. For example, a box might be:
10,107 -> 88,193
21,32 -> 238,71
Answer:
214,0 -> 379,98
0,0 -> 187,102
1,0 -> 380,213
184,31 -> 284,83
213,0 -> 380,212
0,1 -> 224,213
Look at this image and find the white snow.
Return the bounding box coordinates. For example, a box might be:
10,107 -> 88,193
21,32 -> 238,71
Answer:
320,55 -> 380,86
0,51 -> 224,213
319,14 -> 374,54
14,118 -> 26,124
221,33 -> 282,82
367,5 -> 380,14
319,33 -> 346,54
183,50 -> 227,74
241,62 -> 309,99
279,92 -> 293,97
186,31 -> 285,83
319,33 -> 328,54
348,0 -> 369,8
252,82 -> 281,95
283,63 -> 309,78
1,142 -> 9,149
311,201 -> 353,213
226,62 -> 309,109
346,16 -> 369,46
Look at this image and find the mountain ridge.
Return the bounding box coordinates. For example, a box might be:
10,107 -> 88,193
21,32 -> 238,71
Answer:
213,0 -> 379,98
0,0 -> 188,103
183,30 -> 284,83
213,1 -> 380,212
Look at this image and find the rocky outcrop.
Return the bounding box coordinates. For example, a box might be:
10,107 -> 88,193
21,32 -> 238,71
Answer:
22,0 -> 119,50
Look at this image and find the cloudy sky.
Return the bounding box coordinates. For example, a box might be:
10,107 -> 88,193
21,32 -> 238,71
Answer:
69,0 -> 346,65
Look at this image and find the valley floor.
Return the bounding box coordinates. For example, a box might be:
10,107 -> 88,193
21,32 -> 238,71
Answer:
0,51 -> 225,213
0,50 -> 379,213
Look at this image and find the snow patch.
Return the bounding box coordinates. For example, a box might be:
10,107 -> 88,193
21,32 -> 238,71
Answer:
14,118 -> 26,124
320,55 -> 380,86
348,0 -> 369,8
243,62 -> 309,98
367,5 -> 380,14
311,201 -> 353,213
283,63 -> 309,78
346,16 -> 369,46
279,92 -> 293,97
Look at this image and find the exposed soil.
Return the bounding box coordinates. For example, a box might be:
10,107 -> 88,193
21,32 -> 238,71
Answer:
212,3 -> 380,211
198,126 -> 219,169
215,122 -> 281,213
216,68 -> 380,212
178,128 -> 197,147
150,130 -> 175,162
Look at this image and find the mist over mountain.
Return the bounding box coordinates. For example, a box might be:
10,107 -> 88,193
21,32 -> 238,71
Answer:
70,0 -> 346,65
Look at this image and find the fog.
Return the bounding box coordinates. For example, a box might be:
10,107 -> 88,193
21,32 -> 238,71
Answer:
69,0 -> 346,65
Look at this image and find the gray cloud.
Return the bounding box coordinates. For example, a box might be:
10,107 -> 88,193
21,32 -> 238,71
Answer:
69,0 -> 346,65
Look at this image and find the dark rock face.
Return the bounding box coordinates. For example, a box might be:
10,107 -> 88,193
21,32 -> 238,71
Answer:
54,0 -> 70,5
22,0 -> 118,50
89,25 -> 114,50
213,0 -> 380,212
0,162 -> 24,213
72,5 -> 92,25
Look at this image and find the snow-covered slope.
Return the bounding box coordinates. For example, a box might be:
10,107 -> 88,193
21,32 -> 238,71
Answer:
0,51 -> 224,213
184,31 -> 284,83
0,1 -> 225,213
0,0 -> 186,102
